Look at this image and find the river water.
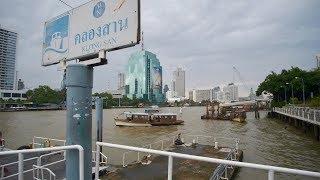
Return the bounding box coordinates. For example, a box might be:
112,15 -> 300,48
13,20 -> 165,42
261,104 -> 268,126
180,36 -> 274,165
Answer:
0,106 -> 320,180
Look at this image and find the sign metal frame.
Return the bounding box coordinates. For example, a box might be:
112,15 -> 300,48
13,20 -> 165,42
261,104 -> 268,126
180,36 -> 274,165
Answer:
42,0 -> 141,66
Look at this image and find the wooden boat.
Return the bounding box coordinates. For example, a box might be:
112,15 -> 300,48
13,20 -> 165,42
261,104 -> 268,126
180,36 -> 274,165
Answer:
115,112 -> 184,127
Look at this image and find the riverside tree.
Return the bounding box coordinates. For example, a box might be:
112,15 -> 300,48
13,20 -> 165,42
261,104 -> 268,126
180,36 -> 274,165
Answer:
256,67 -> 320,106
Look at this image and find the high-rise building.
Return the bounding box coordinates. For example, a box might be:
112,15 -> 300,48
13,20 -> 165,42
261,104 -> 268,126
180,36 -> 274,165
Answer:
211,86 -> 220,101
223,83 -> 239,102
125,50 -> 164,103
192,89 -> 211,102
118,73 -> 125,90
188,90 -> 193,101
17,79 -> 25,90
172,68 -> 185,97
0,26 -> 18,90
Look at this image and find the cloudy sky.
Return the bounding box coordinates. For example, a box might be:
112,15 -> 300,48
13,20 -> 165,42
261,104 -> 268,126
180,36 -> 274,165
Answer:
0,0 -> 319,96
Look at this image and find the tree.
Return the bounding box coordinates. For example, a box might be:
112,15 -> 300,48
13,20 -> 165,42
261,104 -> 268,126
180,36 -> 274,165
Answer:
27,85 -> 65,105
256,67 -> 320,106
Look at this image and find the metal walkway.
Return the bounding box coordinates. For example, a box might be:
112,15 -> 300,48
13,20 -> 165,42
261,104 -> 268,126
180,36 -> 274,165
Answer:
274,107 -> 320,126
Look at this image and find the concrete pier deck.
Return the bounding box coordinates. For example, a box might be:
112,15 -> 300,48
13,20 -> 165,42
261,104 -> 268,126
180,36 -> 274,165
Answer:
105,144 -> 243,180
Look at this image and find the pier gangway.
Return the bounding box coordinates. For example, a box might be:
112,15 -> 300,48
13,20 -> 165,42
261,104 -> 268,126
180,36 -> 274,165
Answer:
95,141 -> 320,180
274,107 -> 320,126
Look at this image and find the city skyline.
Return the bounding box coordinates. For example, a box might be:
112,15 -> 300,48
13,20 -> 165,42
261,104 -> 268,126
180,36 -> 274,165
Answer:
0,0 -> 319,96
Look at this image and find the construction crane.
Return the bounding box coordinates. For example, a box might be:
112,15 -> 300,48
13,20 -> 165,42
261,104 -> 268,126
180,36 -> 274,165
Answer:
232,66 -> 251,95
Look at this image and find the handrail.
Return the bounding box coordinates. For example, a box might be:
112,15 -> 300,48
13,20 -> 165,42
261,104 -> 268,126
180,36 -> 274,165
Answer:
0,156 -> 39,179
210,149 -> 237,180
0,145 -> 84,180
274,107 -> 320,126
32,136 -> 66,148
121,135 -> 239,167
92,151 -> 108,165
95,142 -> 320,180
32,165 -> 56,180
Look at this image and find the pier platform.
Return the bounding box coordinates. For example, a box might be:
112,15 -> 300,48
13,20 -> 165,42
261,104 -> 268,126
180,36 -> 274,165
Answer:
105,144 -> 243,180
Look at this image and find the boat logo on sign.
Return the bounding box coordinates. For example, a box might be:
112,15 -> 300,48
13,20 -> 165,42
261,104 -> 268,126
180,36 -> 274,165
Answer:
93,1 -> 106,18
43,14 -> 69,56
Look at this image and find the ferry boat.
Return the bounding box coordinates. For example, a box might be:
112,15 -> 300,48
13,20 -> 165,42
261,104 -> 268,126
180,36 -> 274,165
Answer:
115,112 -> 184,127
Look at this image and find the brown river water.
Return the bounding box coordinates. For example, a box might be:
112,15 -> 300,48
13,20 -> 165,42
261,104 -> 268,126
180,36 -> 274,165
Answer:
0,106 -> 320,180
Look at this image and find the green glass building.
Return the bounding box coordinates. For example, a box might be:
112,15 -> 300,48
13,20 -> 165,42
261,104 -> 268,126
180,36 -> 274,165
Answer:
125,50 -> 164,103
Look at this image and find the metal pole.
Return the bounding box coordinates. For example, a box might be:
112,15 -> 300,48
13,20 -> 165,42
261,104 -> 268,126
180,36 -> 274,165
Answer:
18,153 -> 24,180
268,170 -> 275,180
95,97 -> 103,158
284,86 -> 287,104
95,144 -> 100,180
302,79 -> 305,105
66,64 -> 93,180
168,155 -> 173,180
291,83 -> 294,103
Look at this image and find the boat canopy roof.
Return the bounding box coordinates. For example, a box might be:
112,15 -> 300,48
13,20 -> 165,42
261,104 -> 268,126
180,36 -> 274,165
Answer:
123,112 -> 149,116
122,112 -> 177,116
152,113 -> 177,116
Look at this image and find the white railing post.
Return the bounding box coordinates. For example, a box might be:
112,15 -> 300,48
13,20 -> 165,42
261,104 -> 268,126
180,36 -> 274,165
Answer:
268,170 -> 275,180
314,111 -> 317,121
122,153 -> 126,167
18,153 -> 24,180
1,166 -> 4,178
137,152 -> 140,162
161,141 -> 164,151
95,144 -> 100,180
168,155 -> 173,180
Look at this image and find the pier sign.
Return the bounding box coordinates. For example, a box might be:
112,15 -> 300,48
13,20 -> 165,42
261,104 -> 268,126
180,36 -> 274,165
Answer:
42,0 -> 141,66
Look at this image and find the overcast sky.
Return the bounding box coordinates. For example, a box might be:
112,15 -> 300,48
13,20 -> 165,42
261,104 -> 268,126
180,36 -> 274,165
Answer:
0,0 -> 319,96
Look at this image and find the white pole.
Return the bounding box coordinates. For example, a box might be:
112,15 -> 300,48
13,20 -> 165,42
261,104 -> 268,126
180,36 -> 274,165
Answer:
18,153 -> 24,180
268,170 -> 275,180
95,144 -> 100,180
168,155 -> 173,180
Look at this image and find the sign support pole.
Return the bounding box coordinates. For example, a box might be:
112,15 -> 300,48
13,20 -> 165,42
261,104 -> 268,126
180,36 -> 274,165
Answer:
95,97 -> 103,161
66,64 -> 93,180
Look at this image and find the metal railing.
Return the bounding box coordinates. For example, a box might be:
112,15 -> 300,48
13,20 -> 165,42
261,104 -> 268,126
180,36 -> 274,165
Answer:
32,165 -> 56,180
121,135 -> 240,167
274,107 -> 320,126
32,136 -> 66,148
0,145 -> 84,180
210,149 -> 238,180
92,151 -> 108,165
95,142 -> 320,180
1,156 -> 39,179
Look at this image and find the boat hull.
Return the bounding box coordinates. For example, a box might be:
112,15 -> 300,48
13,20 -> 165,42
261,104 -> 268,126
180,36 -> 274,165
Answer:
115,120 -> 152,127
115,119 -> 184,127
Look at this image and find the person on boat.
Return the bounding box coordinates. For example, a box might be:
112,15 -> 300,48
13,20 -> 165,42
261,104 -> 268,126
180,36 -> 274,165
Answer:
174,133 -> 184,145
0,131 -> 5,148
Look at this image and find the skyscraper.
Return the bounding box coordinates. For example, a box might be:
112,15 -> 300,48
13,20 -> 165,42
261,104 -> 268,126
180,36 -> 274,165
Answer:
118,73 -> 125,90
125,50 -> 164,103
223,83 -> 239,102
172,68 -> 185,97
0,26 -> 18,90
